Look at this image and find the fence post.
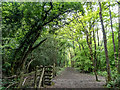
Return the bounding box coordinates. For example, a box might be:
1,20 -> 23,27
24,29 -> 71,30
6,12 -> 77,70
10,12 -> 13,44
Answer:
38,67 -> 45,88
53,63 -> 56,77
34,66 -> 38,88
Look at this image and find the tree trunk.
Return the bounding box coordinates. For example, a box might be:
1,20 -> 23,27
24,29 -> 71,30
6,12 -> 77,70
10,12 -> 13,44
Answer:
81,43 -> 87,56
109,5 -> 117,67
86,29 -> 94,63
99,2 -> 111,81
97,28 -> 100,47
118,3 -> 120,74
93,28 -> 98,81
96,28 -> 101,69
15,38 -> 47,74
86,30 -> 93,60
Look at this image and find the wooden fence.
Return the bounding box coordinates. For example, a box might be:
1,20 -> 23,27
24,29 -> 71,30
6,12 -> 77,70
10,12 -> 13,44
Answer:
18,65 -> 53,88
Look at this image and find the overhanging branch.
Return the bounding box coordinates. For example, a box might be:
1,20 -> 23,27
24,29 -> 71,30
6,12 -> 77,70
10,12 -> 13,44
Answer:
31,38 -> 47,51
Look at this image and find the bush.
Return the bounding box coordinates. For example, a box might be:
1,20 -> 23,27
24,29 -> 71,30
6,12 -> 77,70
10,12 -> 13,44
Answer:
107,76 -> 120,89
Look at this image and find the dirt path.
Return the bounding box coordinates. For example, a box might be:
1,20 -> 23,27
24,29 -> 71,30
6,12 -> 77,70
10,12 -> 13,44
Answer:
50,67 -> 106,88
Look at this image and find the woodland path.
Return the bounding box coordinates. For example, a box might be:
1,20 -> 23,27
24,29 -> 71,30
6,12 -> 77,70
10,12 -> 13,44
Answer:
49,67 -> 106,88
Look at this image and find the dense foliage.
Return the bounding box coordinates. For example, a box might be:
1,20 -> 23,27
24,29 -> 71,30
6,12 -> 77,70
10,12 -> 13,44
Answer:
1,1 -> 120,89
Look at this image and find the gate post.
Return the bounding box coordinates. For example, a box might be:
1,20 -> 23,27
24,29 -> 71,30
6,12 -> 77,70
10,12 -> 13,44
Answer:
53,63 -> 56,77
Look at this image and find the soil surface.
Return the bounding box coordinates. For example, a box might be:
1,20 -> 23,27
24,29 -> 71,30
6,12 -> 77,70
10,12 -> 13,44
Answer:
49,67 -> 106,88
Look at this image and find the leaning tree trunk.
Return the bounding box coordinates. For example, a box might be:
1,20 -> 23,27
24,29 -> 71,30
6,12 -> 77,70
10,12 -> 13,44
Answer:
109,5 -> 117,67
99,2 -> 111,81
81,20 -> 97,78
85,29 -> 98,81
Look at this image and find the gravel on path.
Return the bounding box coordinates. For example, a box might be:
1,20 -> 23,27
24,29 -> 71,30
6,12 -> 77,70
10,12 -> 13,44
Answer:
49,67 -> 106,88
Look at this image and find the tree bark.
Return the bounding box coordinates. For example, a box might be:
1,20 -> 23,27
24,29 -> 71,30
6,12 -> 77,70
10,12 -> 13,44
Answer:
19,38 -> 47,73
109,5 -> 117,67
118,2 -> 120,74
99,2 -> 111,81
96,28 -> 101,70
93,28 -> 98,81
97,28 -> 100,47
86,31 -> 93,62
80,21 -> 91,57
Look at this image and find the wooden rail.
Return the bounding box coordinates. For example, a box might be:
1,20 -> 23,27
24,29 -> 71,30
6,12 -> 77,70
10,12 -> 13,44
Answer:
18,65 -> 53,88
38,67 -> 44,88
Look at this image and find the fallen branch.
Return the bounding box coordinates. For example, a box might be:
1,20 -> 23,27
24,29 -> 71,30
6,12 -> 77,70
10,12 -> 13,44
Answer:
26,59 -> 35,72
5,82 -> 18,90
3,75 -> 17,79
